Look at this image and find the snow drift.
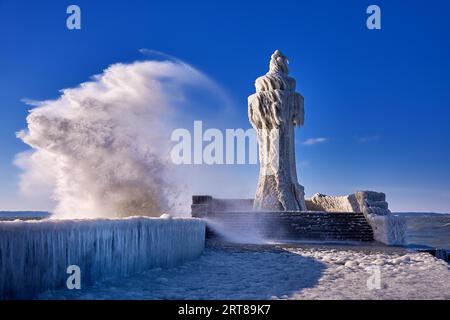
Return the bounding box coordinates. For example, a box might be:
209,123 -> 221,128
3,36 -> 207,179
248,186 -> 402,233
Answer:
0,217 -> 205,299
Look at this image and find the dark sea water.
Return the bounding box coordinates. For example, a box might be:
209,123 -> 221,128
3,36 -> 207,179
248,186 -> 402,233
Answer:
395,212 -> 450,250
0,211 -> 49,220
1,211 -> 449,250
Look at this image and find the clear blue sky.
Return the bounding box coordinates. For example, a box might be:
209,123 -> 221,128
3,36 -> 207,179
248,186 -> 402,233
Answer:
0,0 -> 449,212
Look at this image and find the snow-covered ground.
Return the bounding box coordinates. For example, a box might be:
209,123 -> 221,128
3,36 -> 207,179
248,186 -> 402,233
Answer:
39,242 -> 450,300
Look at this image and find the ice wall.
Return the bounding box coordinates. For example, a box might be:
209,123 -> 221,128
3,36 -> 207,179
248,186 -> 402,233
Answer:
365,214 -> 406,245
0,217 -> 205,299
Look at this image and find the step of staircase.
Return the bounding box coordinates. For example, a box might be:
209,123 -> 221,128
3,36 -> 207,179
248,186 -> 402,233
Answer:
203,211 -> 375,242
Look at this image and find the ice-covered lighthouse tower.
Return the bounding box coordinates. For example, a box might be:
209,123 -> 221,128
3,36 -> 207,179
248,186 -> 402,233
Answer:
248,50 -> 307,211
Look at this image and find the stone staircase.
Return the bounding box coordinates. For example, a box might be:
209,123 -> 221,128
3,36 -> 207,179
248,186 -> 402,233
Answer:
204,211 -> 374,242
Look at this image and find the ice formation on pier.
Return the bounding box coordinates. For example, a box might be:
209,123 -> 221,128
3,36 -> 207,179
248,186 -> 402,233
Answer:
0,217 -> 205,299
368,214 -> 406,245
306,191 -> 406,245
248,50 -> 307,211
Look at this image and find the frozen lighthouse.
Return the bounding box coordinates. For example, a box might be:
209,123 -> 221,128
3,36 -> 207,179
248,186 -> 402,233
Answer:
192,50 -> 398,245
248,50 -> 307,211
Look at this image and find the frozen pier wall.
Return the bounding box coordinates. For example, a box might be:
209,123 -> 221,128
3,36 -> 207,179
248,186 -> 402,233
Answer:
0,217 -> 205,299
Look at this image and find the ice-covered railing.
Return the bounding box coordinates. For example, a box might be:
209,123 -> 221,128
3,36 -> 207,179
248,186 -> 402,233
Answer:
0,217 -> 205,299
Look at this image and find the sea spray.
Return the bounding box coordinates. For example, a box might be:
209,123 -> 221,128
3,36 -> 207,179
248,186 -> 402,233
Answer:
204,217 -> 270,244
15,58 -> 231,219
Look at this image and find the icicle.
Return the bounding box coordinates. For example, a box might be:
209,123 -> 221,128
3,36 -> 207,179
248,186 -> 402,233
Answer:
0,217 -> 205,299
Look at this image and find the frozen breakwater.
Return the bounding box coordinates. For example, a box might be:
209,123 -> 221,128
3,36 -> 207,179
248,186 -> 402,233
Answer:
40,243 -> 450,300
0,217 -> 205,299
